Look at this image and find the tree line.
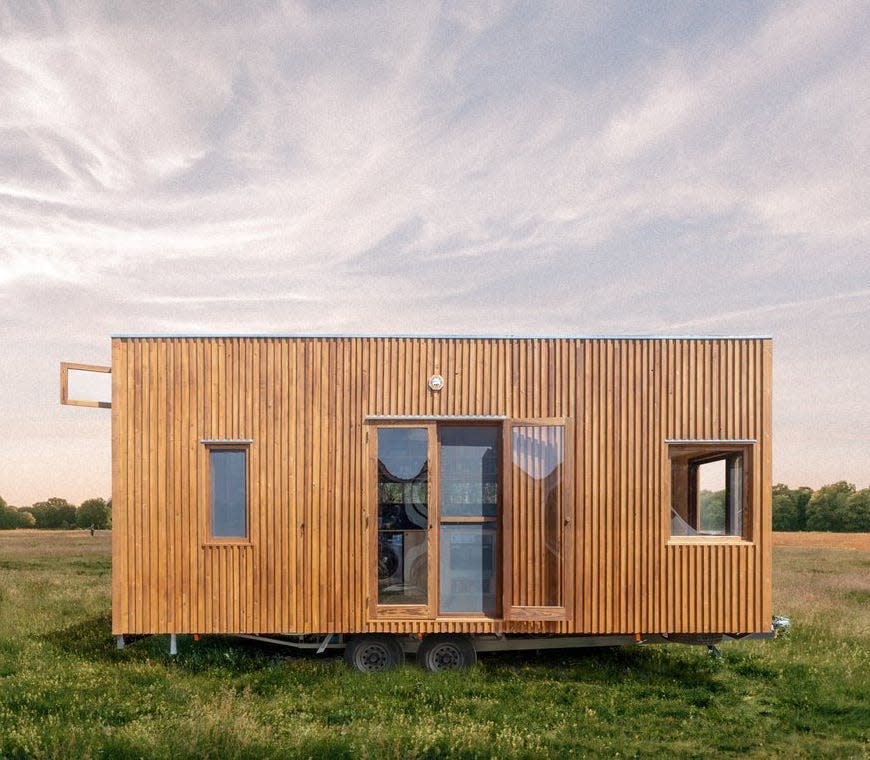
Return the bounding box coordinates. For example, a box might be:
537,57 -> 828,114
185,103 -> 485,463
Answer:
0,496 -> 111,530
772,481 -> 870,532
2,482 -> 869,532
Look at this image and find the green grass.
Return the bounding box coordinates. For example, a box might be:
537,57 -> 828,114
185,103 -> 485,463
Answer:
1,531 -> 868,759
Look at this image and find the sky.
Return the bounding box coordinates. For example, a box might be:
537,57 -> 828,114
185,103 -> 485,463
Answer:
1,0 -> 868,506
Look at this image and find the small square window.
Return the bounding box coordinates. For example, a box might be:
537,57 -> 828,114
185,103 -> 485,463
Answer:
209,447 -> 248,539
669,444 -> 749,538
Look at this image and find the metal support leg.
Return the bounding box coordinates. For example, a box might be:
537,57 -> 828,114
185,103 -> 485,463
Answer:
169,633 -> 178,656
316,633 -> 334,654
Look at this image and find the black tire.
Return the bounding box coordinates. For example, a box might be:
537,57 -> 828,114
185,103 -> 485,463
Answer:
344,635 -> 405,672
417,635 -> 477,671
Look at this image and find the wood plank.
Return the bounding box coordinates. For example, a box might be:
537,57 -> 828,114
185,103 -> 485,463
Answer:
110,341 -> 124,633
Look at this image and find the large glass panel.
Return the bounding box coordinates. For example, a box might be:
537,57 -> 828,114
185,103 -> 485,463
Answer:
439,426 -> 499,517
439,524 -> 497,615
377,428 -> 428,605
511,425 -> 564,607
698,459 -> 727,534
210,449 -> 247,538
438,425 -> 500,615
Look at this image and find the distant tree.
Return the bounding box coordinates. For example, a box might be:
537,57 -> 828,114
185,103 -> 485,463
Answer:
0,496 -> 36,529
793,487 -> 812,530
29,497 -> 77,529
0,502 -> 19,529
843,489 -> 870,532
0,505 -> 16,529
76,498 -> 111,530
772,484 -> 799,531
771,484 -> 815,531
806,482 -> 855,532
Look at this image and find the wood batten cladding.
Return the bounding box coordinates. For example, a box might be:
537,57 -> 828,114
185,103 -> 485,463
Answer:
111,336 -> 772,638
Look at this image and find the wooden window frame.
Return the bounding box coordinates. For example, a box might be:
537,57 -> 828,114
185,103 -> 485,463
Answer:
59,362 -> 111,408
667,440 -> 753,543
436,422 -> 502,620
202,441 -> 252,546
368,422 -> 436,620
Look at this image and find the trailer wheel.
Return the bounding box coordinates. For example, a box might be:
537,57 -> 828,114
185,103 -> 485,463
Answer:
344,635 -> 405,672
417,635 -> 477,671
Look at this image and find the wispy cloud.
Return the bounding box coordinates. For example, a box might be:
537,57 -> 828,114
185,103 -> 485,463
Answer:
138,292 -> 320,306
661,289 -> 870,332
0,250 -> 83,285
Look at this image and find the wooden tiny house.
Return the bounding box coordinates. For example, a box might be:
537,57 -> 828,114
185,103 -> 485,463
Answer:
63,335 -> 774,669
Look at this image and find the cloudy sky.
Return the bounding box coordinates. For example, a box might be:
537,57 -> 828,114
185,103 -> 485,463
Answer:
1,0 -> 868,506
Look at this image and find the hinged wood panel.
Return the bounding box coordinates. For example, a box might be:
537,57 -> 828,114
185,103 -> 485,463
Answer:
503,419 -> 573,621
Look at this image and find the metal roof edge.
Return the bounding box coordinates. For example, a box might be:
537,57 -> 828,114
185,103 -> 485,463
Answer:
111,333 -> 774,341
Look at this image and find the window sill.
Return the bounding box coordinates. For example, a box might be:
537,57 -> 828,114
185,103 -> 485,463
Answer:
369,612 -> 505,622
667,536 -> 752,546
201,541 -> 254,548
372,605 -> 430,619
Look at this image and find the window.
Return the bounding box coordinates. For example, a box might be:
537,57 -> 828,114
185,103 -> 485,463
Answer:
669,443 -> 750,538
509,424 -> 565,608
503,421 -> 570,620
438,425 -> 500,616
209,447 -> 248,539
377,427 -> 429,606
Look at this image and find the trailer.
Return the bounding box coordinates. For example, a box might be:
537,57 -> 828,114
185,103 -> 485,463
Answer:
61,335 -> 774,670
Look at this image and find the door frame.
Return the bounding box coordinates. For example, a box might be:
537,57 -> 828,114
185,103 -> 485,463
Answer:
365,416 -> 574,623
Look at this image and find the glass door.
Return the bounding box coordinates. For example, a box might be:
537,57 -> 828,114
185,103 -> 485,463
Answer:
438,425 -> 500,616
502,421 -> 571,620
376,427 -> 430,610
370,419 -> 572,622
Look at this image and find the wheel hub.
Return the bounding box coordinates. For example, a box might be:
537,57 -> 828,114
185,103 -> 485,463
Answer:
359,644 -> 389,671
430,644 -> 462,669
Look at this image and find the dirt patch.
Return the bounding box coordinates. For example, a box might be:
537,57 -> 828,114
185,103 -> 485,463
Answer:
773,532 -> 870,551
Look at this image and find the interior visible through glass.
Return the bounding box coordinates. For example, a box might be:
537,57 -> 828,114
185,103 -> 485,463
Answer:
377,427 -> 428,605
439,524 -> 498,615
439,425 -> 499,615
439,426 -> 499,517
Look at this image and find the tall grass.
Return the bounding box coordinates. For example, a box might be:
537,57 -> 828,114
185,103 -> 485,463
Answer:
0,530 -> 867,759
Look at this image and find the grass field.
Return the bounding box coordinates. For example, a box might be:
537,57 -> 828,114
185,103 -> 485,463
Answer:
0,530 -> 868,759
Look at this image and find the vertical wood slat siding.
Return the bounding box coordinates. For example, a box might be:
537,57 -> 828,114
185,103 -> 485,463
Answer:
112,337 -> 772,637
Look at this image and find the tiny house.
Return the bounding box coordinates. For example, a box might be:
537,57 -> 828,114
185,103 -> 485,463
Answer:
62,335 -> 774,670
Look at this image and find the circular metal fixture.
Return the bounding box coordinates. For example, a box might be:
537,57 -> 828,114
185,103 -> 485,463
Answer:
344,635 -> 405,672
428,374 -> 444,391
417,635 -> 477,671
